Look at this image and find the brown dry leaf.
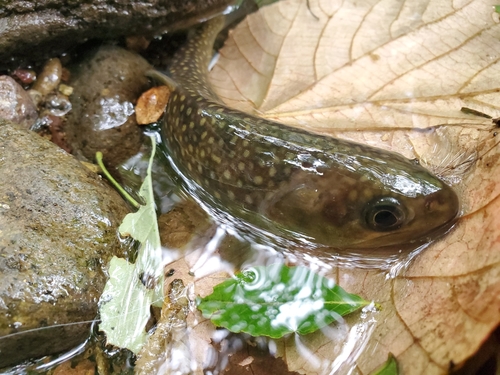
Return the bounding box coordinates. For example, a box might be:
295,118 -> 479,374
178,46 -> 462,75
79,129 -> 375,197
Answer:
136,86 -> 170,125
136,253 -> 232,375
208,0 -> 500,374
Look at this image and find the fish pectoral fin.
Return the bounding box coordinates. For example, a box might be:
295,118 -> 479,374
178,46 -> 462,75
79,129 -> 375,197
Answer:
146,69 -> 177,91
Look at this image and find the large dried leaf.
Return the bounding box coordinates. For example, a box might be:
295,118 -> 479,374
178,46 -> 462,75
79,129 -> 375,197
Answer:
207,0 -> 500,374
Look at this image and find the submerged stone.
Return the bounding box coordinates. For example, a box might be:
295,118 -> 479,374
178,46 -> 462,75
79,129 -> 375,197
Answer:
65,45 -> 150,170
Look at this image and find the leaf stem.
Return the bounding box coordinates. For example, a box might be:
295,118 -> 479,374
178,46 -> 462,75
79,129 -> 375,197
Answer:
95,151 -> 141,209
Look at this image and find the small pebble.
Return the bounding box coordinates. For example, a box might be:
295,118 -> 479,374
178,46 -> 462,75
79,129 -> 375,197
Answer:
45,93 -> 72,116
11,69 -> 37,85
58,84 -> 73,96
0,75 -> 38,128
126,36 -> 151,52
32,58 -> 62,96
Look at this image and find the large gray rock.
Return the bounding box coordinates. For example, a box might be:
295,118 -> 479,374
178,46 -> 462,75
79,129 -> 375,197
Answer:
0,0 -> 232,70
0,121 -> 130,368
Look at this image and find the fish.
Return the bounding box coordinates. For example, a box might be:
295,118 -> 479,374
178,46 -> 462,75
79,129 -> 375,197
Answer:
149,16 -> 459,250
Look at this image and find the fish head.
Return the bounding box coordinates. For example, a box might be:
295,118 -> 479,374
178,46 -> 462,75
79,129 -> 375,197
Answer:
261,155 -> 459,250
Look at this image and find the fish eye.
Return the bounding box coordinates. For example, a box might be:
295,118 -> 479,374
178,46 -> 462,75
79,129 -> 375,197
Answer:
365,197 -> 406,231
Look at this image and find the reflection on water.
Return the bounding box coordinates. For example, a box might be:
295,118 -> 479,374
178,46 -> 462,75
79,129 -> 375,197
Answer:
0,125 -> 461,374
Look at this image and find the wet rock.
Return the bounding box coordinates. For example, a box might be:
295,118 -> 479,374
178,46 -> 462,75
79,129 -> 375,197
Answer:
0,0 -> 233,70
0,76 -> 38,128
0,120 -> 130,368
65,45 -> 151,170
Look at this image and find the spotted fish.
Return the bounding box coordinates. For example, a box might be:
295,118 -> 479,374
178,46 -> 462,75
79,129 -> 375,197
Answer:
150,16 -> 459,250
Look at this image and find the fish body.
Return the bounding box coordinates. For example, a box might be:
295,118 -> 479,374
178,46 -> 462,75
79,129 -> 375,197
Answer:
154,17 -> 459,249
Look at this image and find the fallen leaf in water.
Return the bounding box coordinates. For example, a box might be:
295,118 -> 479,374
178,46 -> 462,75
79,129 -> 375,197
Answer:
198,265 -> 371,338
371,353 -> 398,375
135,279 -> 191,375
99,137 -> 163,354
208,0 -> 500,374
149,255 -> 231,375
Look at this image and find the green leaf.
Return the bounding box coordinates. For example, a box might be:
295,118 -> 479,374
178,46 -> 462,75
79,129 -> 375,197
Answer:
98,257 -> 156,353
197,264 -> 371,338
119,137 -> 163,291
371,353 -> 398,375
99,136 -> 164,353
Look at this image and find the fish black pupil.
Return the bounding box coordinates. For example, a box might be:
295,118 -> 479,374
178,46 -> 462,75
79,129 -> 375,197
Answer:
373,208 -> 399,228
365,197 -> 405,231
